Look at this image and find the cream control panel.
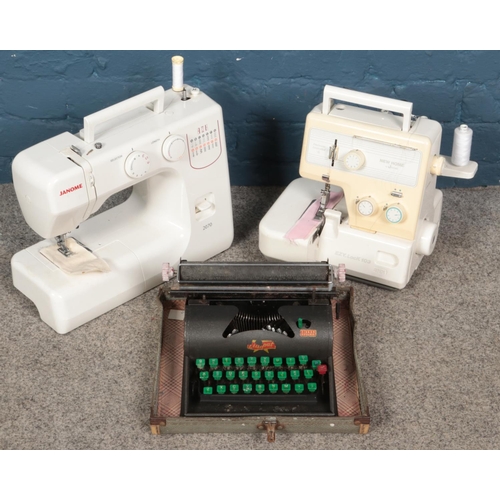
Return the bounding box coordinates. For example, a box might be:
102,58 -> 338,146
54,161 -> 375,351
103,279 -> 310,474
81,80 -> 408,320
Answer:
300,114 -> 432,240
306,129 -> 422,187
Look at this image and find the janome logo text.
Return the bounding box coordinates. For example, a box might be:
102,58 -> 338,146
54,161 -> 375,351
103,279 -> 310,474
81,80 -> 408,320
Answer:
60,184 -> 83,196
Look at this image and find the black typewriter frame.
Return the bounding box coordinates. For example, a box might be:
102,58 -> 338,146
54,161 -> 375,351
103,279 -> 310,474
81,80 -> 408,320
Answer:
174,291 -> 339,418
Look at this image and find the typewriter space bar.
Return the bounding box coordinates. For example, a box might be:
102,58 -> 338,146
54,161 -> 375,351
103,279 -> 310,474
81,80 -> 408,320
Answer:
200,393 -> 321,404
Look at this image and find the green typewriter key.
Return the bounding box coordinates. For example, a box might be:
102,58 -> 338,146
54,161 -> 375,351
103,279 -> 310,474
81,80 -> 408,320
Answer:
290,370 -> 300,381
252,371 -> 261,381
312,360 -> 321,370
273,357 -> 283,367
307,382 -> 318,393
213,370 -> 223,381
195,359 -> 206,369
199,371 -> 209,381
217,385 -> 227,395
269,383 -> 278,394
260,356 -> 270,367
209,358 -> 219,368
222,357 -> 232,367
295,384 -> 305,394
229,384 -> 239,394
256,384 -> 265,394
226,370 -> 236,381
235,357 -> 245,367
281,383 -> 291,394
247,357 -> 257,368
304,369 -> 314,380
278,371 -> 287,381
243,384 -> 252,394
286,357 -> 296,367
203,387 -> 213,395
264,370 -> 275,381
298,355 -> 308,365
239,370 -> 249,381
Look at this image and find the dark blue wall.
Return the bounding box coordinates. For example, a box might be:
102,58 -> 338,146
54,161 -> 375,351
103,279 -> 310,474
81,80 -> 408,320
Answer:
1,50 -> 498,187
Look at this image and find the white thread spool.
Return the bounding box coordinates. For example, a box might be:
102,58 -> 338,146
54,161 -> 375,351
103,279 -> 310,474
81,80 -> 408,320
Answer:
172,55 -> 184,92
451,124 -> 473,167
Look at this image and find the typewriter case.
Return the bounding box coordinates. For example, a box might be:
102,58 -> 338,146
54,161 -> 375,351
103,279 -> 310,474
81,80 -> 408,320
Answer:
150,262 -> 370,441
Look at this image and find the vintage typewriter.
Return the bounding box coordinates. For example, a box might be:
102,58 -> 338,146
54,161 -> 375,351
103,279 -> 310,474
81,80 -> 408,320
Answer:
151,261 -> 369,440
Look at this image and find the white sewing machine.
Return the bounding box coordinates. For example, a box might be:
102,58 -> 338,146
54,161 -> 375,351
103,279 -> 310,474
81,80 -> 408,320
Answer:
11,57 -> 233,333
259,86 -> 477,289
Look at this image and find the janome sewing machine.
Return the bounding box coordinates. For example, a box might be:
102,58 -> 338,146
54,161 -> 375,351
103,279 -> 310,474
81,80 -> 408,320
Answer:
259,86 -> 478,289
11,57 -> 233,334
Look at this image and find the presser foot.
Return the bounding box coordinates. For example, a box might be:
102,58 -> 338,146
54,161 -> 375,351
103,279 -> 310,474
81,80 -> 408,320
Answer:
55,235 -> 93,257
314,139 -> 337,221
313,182 -> 331,221
39,237 -> 109,275
55,235 -> 72,257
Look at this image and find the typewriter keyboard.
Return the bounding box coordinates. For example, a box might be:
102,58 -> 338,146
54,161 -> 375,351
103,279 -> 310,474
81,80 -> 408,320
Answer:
193,355 -> 330,402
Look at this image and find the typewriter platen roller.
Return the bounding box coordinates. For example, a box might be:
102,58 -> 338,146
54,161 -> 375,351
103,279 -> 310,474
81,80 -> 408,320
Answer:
165,261 -> 343,417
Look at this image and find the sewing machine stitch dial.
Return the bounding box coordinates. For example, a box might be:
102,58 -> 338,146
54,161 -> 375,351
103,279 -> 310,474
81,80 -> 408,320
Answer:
343,150 -> 365,170
357,197 -> 377,217
163,135 -> 186,162
124,151 -> 150,178
385,205 -> 405,224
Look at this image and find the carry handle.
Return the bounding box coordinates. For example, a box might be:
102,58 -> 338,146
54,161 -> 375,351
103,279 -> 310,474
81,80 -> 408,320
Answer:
322,85 -> 413,132
83,86 -> 165,143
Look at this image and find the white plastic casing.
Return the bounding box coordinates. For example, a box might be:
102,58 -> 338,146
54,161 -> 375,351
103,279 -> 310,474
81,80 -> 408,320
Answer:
11,85 -> 234,333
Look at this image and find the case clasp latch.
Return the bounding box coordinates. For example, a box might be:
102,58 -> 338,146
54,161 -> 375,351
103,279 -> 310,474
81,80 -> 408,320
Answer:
257,418 -> 284,443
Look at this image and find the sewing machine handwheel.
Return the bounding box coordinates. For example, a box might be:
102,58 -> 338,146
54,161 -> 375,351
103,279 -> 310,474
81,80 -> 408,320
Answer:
416,220 -> 438,256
